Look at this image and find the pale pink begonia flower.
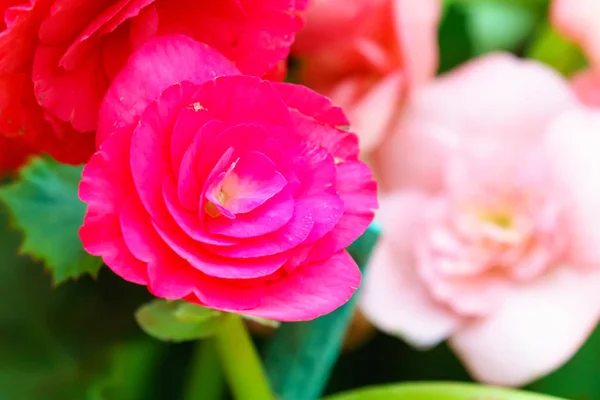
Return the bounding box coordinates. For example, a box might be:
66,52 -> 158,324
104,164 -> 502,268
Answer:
361,53 -> 600,386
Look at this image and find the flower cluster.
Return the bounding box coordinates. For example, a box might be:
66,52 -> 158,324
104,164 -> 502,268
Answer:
0,0 -> 308,164
0,1 -> 377,320
5,0 -> 600,392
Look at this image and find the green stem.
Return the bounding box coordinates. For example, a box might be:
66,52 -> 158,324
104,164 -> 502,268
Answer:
214,314 -> 273,400
526,23 -> 587,76
183,338 -> 225,400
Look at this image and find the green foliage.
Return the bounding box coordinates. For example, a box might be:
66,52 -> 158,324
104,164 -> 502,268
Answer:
438,3 -> 473,74
324,382 -> 566,400
0,158 -> 102,284
527,24 -> 588,76
262,225 -> 380,400
135,300 -> 223,343
466,0 -> 539,56
0,206 -> 163,400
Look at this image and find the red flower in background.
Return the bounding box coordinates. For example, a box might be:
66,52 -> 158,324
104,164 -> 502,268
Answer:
0,134 -> 37,174
0,0 -> 307,165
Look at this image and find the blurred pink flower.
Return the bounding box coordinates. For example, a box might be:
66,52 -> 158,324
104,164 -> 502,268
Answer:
292,0 -> 441,154
571,69 -> 600,108
552,0 -> 600,68
361,53 -> 600,386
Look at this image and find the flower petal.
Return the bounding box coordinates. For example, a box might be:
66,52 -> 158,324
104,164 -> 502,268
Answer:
247,250 -> 361,321
361,191 -> 461,347
375,53 -> 576,192
79,126 -> 148,284
97,35 -> 239,145
544,107 -> 600,267
451,267 -> 600,386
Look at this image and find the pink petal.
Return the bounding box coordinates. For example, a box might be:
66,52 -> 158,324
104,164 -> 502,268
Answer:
193,75 -> 293,129
301,193 -> 344,244
207,199 -> 315,258
309,161 -> 377,260
272,81 -> 349,127
153,218 -> 287,279
207,151 -> 287,214
97,35 -> 239,145
289,109 -> 359,162
348,71 -> 403,154
392,0 -> 441,86
361,191 -> 461,346
195,124 -> 270,184
309,212 -> 374,261
130,81 -> 198,224
177,127 -> 204,211
336,160 -> 379,212
246,250 -> 362,321
207,190 -> 295,238
170,107 -> 216,177
79,126 -> 148,284
544,108 -> 600,267
375,53 -> 577,193
451,267 -> 600,386
162,176 -> 239,246
147,244 -> 267,310
122,177 -> 287,280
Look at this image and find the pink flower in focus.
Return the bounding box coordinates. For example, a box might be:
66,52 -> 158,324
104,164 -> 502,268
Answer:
361,53 -> 600,386
552,0 -> 600,68
0,0 -> 308,164
79,36 -> 377,321
292,0 -> 441,154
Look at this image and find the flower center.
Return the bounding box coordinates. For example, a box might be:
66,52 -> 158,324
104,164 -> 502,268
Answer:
482,210 -> 513,229
204,150 -> 287,219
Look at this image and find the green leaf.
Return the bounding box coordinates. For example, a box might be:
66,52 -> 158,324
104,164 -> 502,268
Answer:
0,157 -> 101,284
0,205 -> 162,400
437,3 -> 474,74
86,338 -> 165,400
262,224 -> 380,400
324,382 -> 567,400
527,23 -> 588,76
465,0 -> 539,56
135,299 -> 223,342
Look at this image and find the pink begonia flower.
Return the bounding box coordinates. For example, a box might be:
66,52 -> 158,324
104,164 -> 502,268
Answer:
0,0 -> 307,165
79,35 -> 377,321
552,0 -> 600,68
292,0 -> 441,155
361,53 -> 600,386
